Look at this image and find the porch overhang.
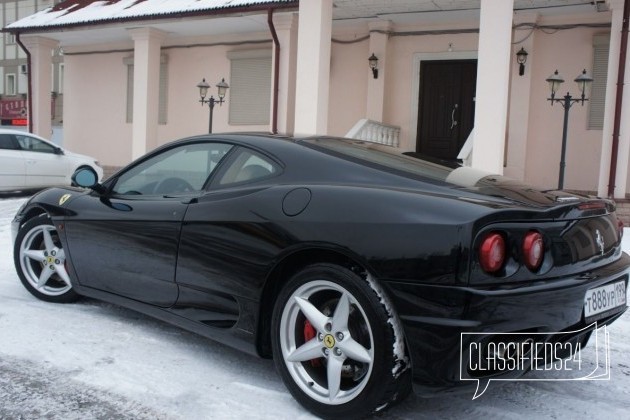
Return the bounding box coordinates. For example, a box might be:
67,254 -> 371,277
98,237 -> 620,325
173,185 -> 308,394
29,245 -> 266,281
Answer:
2,0 -> 604,43
3,1 -> 299,47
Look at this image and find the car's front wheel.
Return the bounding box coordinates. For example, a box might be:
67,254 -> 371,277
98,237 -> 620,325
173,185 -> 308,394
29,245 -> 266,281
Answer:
14,214 -> 79,303
272,263 -> 409,419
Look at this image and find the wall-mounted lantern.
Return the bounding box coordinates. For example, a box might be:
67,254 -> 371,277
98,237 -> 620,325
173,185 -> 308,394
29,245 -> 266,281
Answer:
516,47 -> 528,76
368,53 -> 379,79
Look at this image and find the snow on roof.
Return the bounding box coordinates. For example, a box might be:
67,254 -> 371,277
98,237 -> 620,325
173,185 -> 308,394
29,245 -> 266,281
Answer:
5,0 -> 298,32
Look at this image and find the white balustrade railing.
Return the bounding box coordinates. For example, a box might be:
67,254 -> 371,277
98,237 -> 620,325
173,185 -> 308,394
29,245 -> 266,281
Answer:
345,119 -> 400,147
457,128 -> 474,167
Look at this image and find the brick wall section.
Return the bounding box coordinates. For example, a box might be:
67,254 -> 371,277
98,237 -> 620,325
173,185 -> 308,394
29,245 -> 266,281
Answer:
614,199 -> 630,226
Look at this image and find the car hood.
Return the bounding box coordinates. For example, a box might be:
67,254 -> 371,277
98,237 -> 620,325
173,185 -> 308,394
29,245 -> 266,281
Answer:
63,149 -> 96,162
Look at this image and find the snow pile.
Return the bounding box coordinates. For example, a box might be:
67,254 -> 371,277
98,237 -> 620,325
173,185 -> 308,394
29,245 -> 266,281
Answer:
6,0 -> 295,30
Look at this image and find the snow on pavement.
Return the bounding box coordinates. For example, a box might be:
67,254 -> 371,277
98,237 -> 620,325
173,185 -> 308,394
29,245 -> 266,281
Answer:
0,196 -> 629,419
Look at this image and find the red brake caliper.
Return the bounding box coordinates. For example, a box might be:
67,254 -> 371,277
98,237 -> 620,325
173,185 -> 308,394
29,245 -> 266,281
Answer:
303,320 -> 321,367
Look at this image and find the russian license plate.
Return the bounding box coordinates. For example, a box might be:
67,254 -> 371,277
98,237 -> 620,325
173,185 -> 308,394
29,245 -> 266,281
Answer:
584,280 -> 627,319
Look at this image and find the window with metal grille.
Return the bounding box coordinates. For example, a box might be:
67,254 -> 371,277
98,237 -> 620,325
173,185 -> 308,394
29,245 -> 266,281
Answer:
124,55 -> 168,124
589,34 -> 609,130
228,50 -> 272,126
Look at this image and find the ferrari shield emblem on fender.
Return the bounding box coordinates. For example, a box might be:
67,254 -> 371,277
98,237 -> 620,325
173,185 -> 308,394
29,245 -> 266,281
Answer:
59,194 -> 72,206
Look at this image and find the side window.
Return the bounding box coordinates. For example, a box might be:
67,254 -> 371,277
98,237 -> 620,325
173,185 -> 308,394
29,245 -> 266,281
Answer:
113,143 -> 233,196
0,134 -> 18,150
219,149 -> 279,185
16,135 -> 56,154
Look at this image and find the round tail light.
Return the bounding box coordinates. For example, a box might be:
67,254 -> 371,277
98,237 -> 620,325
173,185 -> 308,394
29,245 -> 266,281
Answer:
479,232 -> 506,273
522,231 -> 544,271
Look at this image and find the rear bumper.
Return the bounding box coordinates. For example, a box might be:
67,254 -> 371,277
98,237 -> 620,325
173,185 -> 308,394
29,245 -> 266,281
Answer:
384,252 -> 630,395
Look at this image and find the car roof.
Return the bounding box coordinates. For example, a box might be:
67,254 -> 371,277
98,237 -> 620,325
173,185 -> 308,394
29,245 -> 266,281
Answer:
0,128 -> 53,143
160,132 -> 300,156
0,128 -> 36,135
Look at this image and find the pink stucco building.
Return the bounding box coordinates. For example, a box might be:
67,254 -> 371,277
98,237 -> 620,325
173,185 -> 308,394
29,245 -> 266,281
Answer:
4,0 -> 630,203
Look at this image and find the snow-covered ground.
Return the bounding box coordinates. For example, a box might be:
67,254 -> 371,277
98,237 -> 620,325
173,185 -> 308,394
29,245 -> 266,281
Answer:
1,196 -> 629,419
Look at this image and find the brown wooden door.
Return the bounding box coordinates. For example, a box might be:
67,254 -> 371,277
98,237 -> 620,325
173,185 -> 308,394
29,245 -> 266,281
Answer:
417,60 -> 477,160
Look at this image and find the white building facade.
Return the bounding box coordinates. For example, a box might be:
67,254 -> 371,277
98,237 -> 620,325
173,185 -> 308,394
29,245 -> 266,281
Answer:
0,0 -> 63,128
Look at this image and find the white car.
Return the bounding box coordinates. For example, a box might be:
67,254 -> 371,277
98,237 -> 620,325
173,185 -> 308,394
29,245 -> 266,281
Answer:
0,128 -> 103,192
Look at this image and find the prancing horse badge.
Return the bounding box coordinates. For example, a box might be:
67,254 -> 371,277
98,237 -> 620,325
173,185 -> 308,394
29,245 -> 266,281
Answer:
59,194 -> 72,206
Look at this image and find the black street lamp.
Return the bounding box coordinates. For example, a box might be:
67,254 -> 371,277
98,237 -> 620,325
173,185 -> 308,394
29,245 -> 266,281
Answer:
546,69 -> 593,190
196,78 -> 229,133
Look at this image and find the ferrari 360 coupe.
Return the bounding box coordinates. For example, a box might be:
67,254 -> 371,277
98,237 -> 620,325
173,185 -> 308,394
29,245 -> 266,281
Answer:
12,134 -> 628,418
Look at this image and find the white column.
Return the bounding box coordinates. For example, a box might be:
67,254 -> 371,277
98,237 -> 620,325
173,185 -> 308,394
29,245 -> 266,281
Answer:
366,20 -> 392,122
128,28 -> 165,159
505,12 -> 538,181
21,35 -> 57,139
597,0 -> 628,198
471,0 -> 514,174
273,13 -> 298,135
294,0 -> 333,135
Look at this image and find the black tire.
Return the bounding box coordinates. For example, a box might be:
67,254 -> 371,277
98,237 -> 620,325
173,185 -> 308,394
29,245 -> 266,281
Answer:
13,214 -> 79,303
271,263 -> 410,419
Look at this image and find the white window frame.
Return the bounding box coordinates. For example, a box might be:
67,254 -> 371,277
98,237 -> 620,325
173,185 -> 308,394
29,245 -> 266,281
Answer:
6,73 -> 16,96
58,63 -> 65,94
4,19 -> 15,45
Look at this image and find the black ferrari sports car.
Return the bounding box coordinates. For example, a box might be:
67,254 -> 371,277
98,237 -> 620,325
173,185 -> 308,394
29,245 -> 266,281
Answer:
12,133 -> 629,418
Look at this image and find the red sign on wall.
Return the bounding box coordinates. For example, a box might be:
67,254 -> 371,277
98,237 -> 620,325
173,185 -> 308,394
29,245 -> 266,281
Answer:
0,99 -> 28,119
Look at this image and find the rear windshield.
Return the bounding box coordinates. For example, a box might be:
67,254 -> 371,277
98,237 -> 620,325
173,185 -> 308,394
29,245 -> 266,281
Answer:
301,137 -> 457,182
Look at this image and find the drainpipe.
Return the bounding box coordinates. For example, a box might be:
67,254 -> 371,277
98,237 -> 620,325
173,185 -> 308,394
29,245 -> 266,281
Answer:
608,0 -> 630,198
268,8 -> 280,134
15,32 -> 33,133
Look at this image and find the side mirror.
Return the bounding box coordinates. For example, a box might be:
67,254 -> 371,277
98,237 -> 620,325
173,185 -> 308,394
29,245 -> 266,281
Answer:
54,147 -> 65,155
72,167 -> 106,194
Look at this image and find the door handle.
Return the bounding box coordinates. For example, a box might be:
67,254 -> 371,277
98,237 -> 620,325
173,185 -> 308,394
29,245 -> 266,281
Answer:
181,197 -> 198,205
450,104 -> 458,130
162,195 -> 199,204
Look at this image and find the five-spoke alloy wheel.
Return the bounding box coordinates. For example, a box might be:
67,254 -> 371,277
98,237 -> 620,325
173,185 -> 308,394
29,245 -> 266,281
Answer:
272,263 -> 407,419
14,214 -> 78,303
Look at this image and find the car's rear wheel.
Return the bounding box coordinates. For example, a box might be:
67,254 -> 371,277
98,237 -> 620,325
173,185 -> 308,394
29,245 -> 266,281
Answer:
14,214 -> 79,303
271,263 -> 409,419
